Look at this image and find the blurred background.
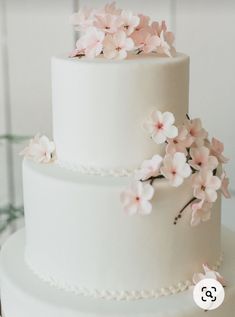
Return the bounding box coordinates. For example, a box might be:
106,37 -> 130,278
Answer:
0,0 -> 235,242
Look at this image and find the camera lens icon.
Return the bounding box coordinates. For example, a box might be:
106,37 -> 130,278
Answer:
193,278 -> 225,310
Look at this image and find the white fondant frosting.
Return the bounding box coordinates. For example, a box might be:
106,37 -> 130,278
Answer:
23,159 -> 221,298
25,251 -> 223,301
52,53 -> 189,171
1,229 -> 235,316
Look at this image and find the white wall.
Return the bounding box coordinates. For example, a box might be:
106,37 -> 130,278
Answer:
0,1 -> 235,231
0,0 -> 76,208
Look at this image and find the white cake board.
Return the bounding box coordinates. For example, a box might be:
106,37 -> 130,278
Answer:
0,227 -> 235,317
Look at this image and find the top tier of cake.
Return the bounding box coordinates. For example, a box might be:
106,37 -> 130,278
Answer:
52,53 -> 189,174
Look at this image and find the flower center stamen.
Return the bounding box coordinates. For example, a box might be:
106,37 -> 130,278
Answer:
156,122 -> 164,130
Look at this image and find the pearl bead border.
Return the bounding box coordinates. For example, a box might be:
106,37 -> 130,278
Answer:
25,252 -> 223,301
55,160 -> 134,177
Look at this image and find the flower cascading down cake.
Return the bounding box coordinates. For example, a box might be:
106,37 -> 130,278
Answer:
18,2 -> 231,301
0,4 -> 233,317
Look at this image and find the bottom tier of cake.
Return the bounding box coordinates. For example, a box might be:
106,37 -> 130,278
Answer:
1,228 -> 235,317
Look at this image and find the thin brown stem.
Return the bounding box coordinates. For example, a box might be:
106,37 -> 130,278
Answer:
174,197 -> 197,225
186,113 -> 191,120
136,49 -> 143,55
141,175 -> 165,184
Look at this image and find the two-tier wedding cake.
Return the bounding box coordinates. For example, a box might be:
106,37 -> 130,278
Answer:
1,3 -> 235,316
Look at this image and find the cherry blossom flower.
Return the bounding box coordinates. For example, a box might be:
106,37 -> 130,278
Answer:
143,110 -> 178,144
70,7 -> 94,31
120,181 -> 154,215
135,14 -> 151,31
192,169 -> 221,203
134,154 -> 163,181
160,152 -> 191,187
20,134 -> 56,164
193,264 -> 226,287
184,118 -> 208,147
166,126 -> 193,155
191,200 -> 212,227
221,172 -> 231,198
94,13 -> 123,34
210,137 -> 229,164
120,10 -> 140,35
151,21 -> 175,45
73,27 -> 105,58
154,31 -> 172,57
103,30 -> 134,60
151,21 -> 175,56
103,2 -> 121,15
189,146 -> 218,171
131,29 -> 160,53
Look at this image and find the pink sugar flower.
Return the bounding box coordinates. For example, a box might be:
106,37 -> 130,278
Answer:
155,31 -> 173,57
70,7 -> 94,31
210,137 -> 229,164
184,118 -> 208,147
135,14 -> 151,31
189,146 -> 218,171
131,29 -> 159,53
94,13 -> 123,34
74,27 -> 105,59
166,126 -> 193,155
120,181 -> 154,215
221,172 -> 231,198
151,20 -> 175,45
134,154 -> 163,181
103,2 -> 121,15
120,10 -> 140,35
143,110 -> 178,144
20,134 -> 56,164
192,169 -> 221,203
193,264 -> 226,287
191,200 -> 212,227
103,30 -> 134,60
160,152 -> 191,187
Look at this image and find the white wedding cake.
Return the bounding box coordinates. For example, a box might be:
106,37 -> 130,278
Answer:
1,3 -> 235,316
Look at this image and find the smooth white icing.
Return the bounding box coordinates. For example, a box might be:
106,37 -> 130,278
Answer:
25,252 -> 223,300
52,54 -> 189,171
22,159 -> 221,296
1,229 -> 234,316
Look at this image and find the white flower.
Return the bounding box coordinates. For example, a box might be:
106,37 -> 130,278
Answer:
70,7 -> 94,31
192,169 -> 221,203
20,134 -> 56,163
120,181 -> 154,215
134,154 -> 163,181
193,264 -> 226,287
160,152 -> 191,187
189,146 -> 218,171
103,30 -> 134,60
155,30 -> 172,57
75,27 -> 105,59
120,10 -> 140,35
191,200 -> 212,227
143,110 -> 178,144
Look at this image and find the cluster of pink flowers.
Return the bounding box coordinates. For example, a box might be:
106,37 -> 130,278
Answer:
70,2 -> 175,60
121,110 -> 230,226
